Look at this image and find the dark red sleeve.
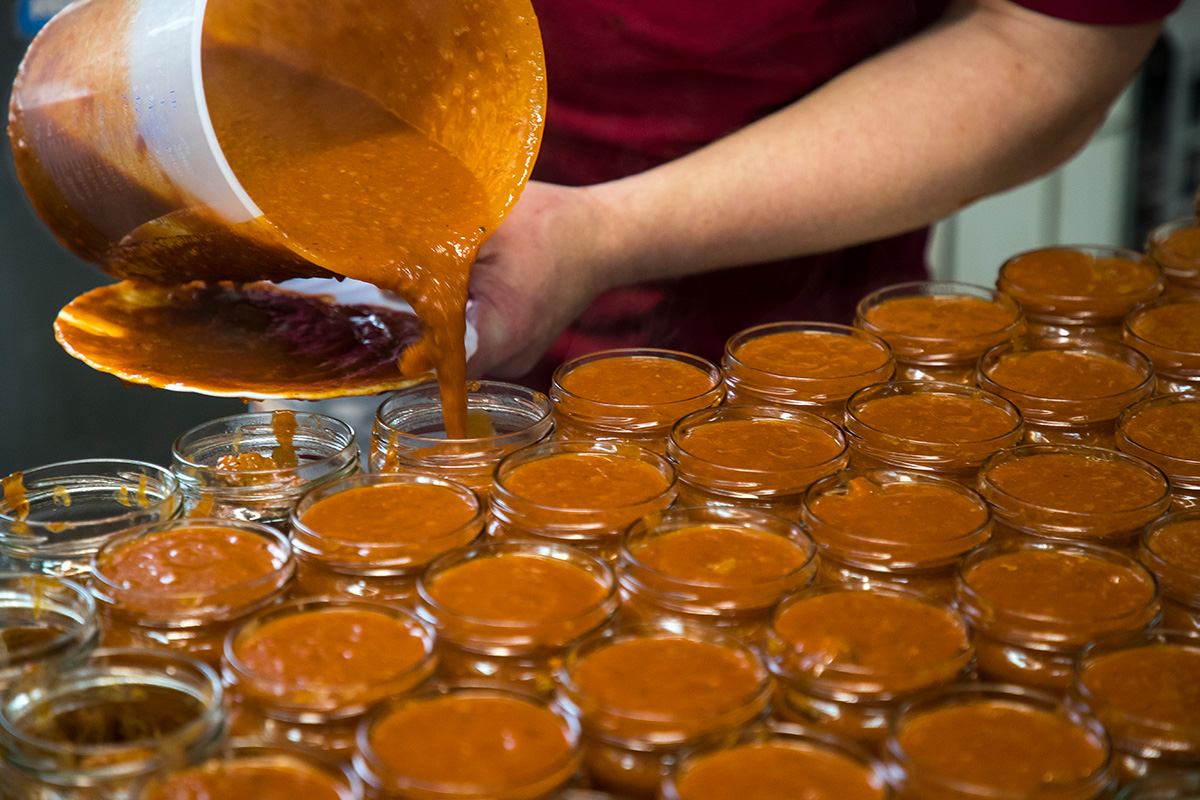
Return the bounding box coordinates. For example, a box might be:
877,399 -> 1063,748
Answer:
1010,0 -> 1182,25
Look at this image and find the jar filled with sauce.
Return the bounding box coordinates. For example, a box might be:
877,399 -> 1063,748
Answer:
0,458 -> 182,578
855,281 -> 1024,385
617,506 -> 817,642
222,597 -> 438,755
1137,511 -> 1200,632
369,381 -> 555,498
955,540 -> 1161,693
171,410 -> 359,527
977,445 -> 1171,552
352,683 -> 582,800
997,244 -> 1165,340
0,573 -> 99,687
416,541 -> 619,694
662,721 -> 890,800
843,381 -> 1024,485
92,518 -> 294,666
0,647 -> 227,800
139,739 -> 364,800
555,622 -> 772,799
765,586 -> 973,749
1144,216 -> 1200,296
550,348 -> 725,454
290,473 -> 485,604
666,405 -> 848,519
800,469 -> 992,600
1124,296 -> 1200,394
1069,629 -> 1200,780
884,683 -> 1116,800
1117,393 -> 1200,510
488,440 -> 677,561
976,336 -> 1155,448
721,322 -> 894,423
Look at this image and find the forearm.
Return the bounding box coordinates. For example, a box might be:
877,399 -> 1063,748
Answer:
568,0 -> 1163,290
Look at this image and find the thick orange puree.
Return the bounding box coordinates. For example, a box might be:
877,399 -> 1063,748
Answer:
146,762 -> 345,800
368,694 -> 573,789
1130,301 -> 1200,352
854,394 -> 1015,443
630,526 -> 807,584
986,350 -> 1145,399
1148,519 -> 1200,573
233,608 -> 429,686
426,553 -> 606,623
1081,644 -> 1200,727
774,592 -> 968,676
503,452 -> 670,509
1002,248 -> 1159,297
676,742 -> 884,800
558,356 -> 715,405
897,702 -> 1106,791
299,482 -> 477,544
572,638 -> 762,718
1123,402 -> 1200,461
676,419 -> 843,471
863,296 -> 1014,339
809,479 -> 987,543
734,332 -> 889,378
964,549 -> 1155,621
987,453 -> 1165,514
96,526 -> 280,595
1159,225 -> 1200,260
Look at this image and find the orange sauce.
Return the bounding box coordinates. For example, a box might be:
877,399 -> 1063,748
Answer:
1122,401 -> 1200,461
853,394 -> 1015,443
1002,248 -> 1160,298
502,452 -> 671,509
1155,225 -> 1200,264
675,418 -> 844,472
557,356 -> 716,405
1147,518 -> 1200,574
733,332 -> 890,378
2,472 -> 29,524
675,742 -> 885,800
1080,644 -> 1200,729
298,482 -> 478,544
145,762 -> 346,800
985,452 -> 1165,515
808,478 -> 988,544
629,525 -> 807,584
366,694 -> 575,793
863,296 -> 1015,340
985,350 -> 1146,400
1128,300 -> 1200,353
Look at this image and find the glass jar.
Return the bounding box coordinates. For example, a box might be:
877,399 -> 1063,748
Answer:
0,459 -> 182,578
721,321 -> 895,423
368,381 -> 555,497
290,473 -> 485,604
0,647 -> 227,800
0,573 -> 99,687
222,597 -> 439,755
843,381 -> 1023,485
1117,393 -> 1200,510
1069,629 -> 1200,781
352,683 -> 582,800
976,336 -> 1155,448
977,444 -> 1171,553
665,405 -> 848,519
1137,511 -> 1200,632
416,540 -> 619,695
662,721 -> 890,800
800,469 -> 992,601
1144,216 -> 1200,296
554,622 -> 772,799
1115,770 -> 1200,799
138,738 -> 364,799
997,244 -> 1165,340
550,348 -> 725,454
884,683 -> 1116,800
1124,296 -> 1200,394
765,585 -> 973,749
955,540 -> 1161,693
855,280 -> 1024,384
488,440 -> 678,561
171,410 -> 359,527
91,518 -> 294,666
617,506 -> 816,643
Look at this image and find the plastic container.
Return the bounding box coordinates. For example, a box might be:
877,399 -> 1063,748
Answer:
289,473 -> 485,604
1144,216 -> 1200,296
368,381 -> 555,497
171,410 -> 358,526
0,458 -> 182,578
976,336 -> 1155,449
550,348 -> 725,454
1137,511 -> 1200,633
721,321 -> 894,423
855,280 -> 1024,384
1124,295 -> 1200,394
0,573 -> 99,688
1117,393 -> 1200,510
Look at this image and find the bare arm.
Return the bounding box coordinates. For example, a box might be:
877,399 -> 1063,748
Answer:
467,0 -> 1165,377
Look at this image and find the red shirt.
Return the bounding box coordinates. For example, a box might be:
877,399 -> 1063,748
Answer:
517,0 -> 1180,388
